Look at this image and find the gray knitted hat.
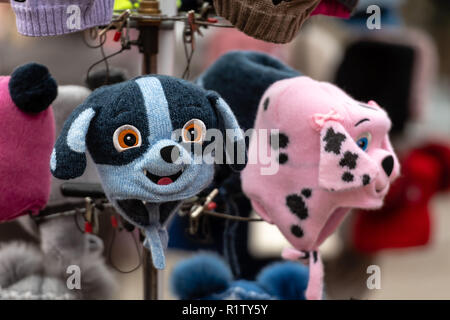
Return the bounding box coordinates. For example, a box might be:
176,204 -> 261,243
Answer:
11,0 -> 114,37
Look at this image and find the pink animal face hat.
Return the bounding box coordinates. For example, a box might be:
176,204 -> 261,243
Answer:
0,63 -> 57,222
241,76 -> 400,299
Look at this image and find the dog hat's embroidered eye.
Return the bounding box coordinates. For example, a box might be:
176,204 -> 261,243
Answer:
356,132 -> 372,151
182,119 -> 206,143
113,125 -> 142,152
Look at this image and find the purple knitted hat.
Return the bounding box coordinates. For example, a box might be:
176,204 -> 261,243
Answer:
11,0 -> 114,37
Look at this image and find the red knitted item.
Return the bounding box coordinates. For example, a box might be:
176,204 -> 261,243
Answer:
353,143 -> 450,253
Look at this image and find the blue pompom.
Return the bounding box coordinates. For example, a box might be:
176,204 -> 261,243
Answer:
257,261 -> 309,300
171,253 -> 232,300
9,63 -> 57,113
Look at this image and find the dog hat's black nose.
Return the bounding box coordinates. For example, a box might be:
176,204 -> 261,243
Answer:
382,155 -> 394,177
160,145 -> 180,163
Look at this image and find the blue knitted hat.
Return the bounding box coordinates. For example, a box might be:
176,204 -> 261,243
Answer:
51,75 -> 246,270
171,253 -> 309,300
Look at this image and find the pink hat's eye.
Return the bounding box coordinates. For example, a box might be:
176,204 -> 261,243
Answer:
356,132 -> 372,151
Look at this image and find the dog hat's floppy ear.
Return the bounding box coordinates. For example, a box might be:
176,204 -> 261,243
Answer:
207,91 -> 247,171
51,104 -> 96,180
318,120 -> 379,191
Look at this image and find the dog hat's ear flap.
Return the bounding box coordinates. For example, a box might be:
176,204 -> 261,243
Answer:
318,120 -> 379,191
50,105 -> 96,179
207,91 -> 247,171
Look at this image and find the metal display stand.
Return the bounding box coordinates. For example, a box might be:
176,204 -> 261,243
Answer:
137,1 -> 160,300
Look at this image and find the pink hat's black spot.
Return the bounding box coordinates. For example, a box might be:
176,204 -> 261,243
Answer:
342,171 -> 354,182
286,194 -> 308,220
362,174 -> 371,186
312,251 -> 318,263
301,188 -> 312,198
263,97 -> 270,111
270,132 -> 289,149
278,133 -> 289,148
291,225 -> 304,238
339,151 -> 358,169
278,153 -> 288,164
323,127 -> 346,155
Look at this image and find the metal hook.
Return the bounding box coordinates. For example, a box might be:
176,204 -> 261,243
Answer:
188,189 -> 219,234
84,197 -> 94,223
99,9 -> 131,38
182,10 -> 205,79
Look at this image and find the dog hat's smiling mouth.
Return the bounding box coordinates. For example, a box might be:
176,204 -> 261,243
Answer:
144,169 -> 183,185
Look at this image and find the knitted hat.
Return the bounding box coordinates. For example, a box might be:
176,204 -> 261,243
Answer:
0,63 -> 57,222
311,0 -> 359,18
335,30 -> 437,135
242,77 -> 400,299
50,74 -> 246,270
171,253 -> 309,300
213,0 -> 321,44
11,0 -> 114,37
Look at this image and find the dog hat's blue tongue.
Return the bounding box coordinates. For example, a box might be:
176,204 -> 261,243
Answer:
143,226 -> 167,269
142,203 -> 168,270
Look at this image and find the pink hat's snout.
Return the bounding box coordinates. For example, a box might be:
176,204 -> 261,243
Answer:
367,135 -> 401,198
372,154 -> 397,196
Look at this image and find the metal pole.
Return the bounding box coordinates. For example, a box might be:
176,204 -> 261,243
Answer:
142,246 -> 159,300
139,25 -> 159,75
138,0 -> 160,301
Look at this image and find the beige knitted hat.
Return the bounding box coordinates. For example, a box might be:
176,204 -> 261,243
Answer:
213,0 -> 321,44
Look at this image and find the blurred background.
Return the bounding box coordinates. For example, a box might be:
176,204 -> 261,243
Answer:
0,0 -> 449,300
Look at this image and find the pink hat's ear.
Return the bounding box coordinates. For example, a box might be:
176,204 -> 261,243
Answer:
318,121 -> 379,191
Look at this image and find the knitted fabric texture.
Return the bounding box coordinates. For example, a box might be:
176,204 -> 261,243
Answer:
0,63 -> 56,222
241,76 -> 400,299
49,85 -> 97,205
213,0 -> 321,44
198,51 -> 300,131
311,0 -> 358,18
51,75 -> 246,270
171,253 -> 309,300
11,0 -> 114,37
